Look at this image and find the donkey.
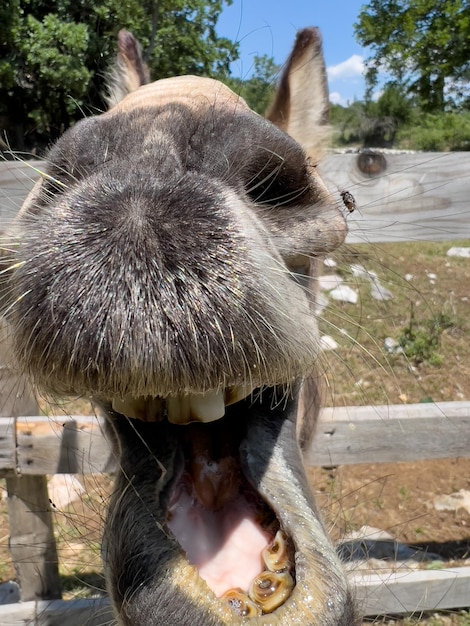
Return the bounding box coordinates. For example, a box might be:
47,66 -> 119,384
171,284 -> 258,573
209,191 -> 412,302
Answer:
1,28 -> 358,625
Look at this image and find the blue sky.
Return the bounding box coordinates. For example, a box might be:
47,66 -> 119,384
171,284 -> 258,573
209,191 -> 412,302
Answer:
217,0 -> 369,106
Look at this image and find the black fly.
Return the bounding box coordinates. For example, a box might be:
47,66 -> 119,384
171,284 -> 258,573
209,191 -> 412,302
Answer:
340,190 -> 356,213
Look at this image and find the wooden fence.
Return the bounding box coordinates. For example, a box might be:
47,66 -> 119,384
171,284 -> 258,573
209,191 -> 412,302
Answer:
0,155 -> 469,623
0,404 -> 469,624
2,152 -> 470,243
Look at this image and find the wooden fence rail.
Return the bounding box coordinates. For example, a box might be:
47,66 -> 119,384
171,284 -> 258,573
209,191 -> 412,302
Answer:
0,403 -> 469,623
1,402 -> 470,475
1,156 -> 469,622
2,153 -> 470,243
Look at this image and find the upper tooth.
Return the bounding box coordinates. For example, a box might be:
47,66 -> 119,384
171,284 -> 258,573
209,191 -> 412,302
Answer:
112,396 -> 164,421
189,389 -> 225,422
166,390 -> 225,425
111,385 -> 252,426
166,395 -> 191,424
225,384 -> 254,406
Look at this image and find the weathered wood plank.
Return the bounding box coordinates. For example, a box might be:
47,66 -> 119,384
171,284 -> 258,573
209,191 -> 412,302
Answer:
353,566 -> 470,615
0,160 -> 44,225
2,155 -> 470,244
0,419 -> 15,471
0,320 -> 39,424
0,567 -> 469,622
0,318 -> 62,602
305,401 -> 470,466
15,416 -> 116,475
0,597 -> 113,626
6,475 -> 62,602
319,152 -> 470,243
0,401 -> 467,473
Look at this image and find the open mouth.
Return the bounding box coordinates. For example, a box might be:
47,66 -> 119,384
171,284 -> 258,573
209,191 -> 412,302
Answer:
107,389 -> 297,618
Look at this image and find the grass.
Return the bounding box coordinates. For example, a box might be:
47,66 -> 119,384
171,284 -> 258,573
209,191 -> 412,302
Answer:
318,239 -> 470,408
397,310 -> 455,366
2,239 -> 470,622
365,612 -> 470,625
315,240 -> 470,624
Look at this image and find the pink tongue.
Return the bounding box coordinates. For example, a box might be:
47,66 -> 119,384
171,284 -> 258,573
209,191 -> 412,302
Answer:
168,486 -> 271,597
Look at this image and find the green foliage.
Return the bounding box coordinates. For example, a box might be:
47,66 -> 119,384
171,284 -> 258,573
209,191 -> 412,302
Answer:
375,84 -> 414,125
397,309 -> 455,366
355,0 -> 470,112
360,85 -> 414,146
224,54 -> 278,115
16,14 -> 91,134
0,0 -> 238,150
330,101 -> 365,146
330,95 -> 470,151
330,85 -> 416,148
397,110 -> 470,150
136,0 -> 238,79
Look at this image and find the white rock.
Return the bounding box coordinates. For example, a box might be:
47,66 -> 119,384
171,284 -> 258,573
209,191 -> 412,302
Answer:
350,264 -> 377,280
329,285 -> 358,304
323,258 -> 337,268
447,247 -> 470,258
405,273 -> 413,281
342,526 -> 394,542
433,489 -> 470,514
0,582 -> 20,605
315,292 -> 329,316
318,274 -> 343,291
426,272 -> 437,280
320,335 -> 338,351
350,263 -> 367,277
370,278 -> 393,301
384,337 -> 404,354
48,474 -> 85,510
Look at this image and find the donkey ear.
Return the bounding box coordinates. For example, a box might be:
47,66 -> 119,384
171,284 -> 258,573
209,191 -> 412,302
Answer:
266,28 -> 330,158
105,30 -> 150,109
266,30 -> 337,449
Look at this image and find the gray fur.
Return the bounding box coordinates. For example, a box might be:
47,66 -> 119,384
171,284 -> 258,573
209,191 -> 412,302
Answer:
1,28 -> 359,625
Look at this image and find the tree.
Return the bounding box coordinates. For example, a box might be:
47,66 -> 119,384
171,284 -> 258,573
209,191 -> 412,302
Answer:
363,83 -> 416,146
143,0 -> 238,79
355,0 -> 470,112
0,0 -> 238,151
224,54 -> 279,115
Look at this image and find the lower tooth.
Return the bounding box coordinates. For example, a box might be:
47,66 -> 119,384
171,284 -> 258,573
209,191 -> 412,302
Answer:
262,530 -> 290,572
248,570 -> 294,613
221,589 -> 262,617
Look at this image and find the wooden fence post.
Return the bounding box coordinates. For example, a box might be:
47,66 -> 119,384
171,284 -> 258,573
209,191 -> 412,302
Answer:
6,475 -> 62,601
0,320 -> 62,601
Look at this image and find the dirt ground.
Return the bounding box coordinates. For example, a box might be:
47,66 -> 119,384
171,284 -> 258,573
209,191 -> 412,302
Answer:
310,459 -> 470,559
0,240 -> 469,623
0,457 -> 468,621
309,239 -> 470,559
1,459 -> 468,592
